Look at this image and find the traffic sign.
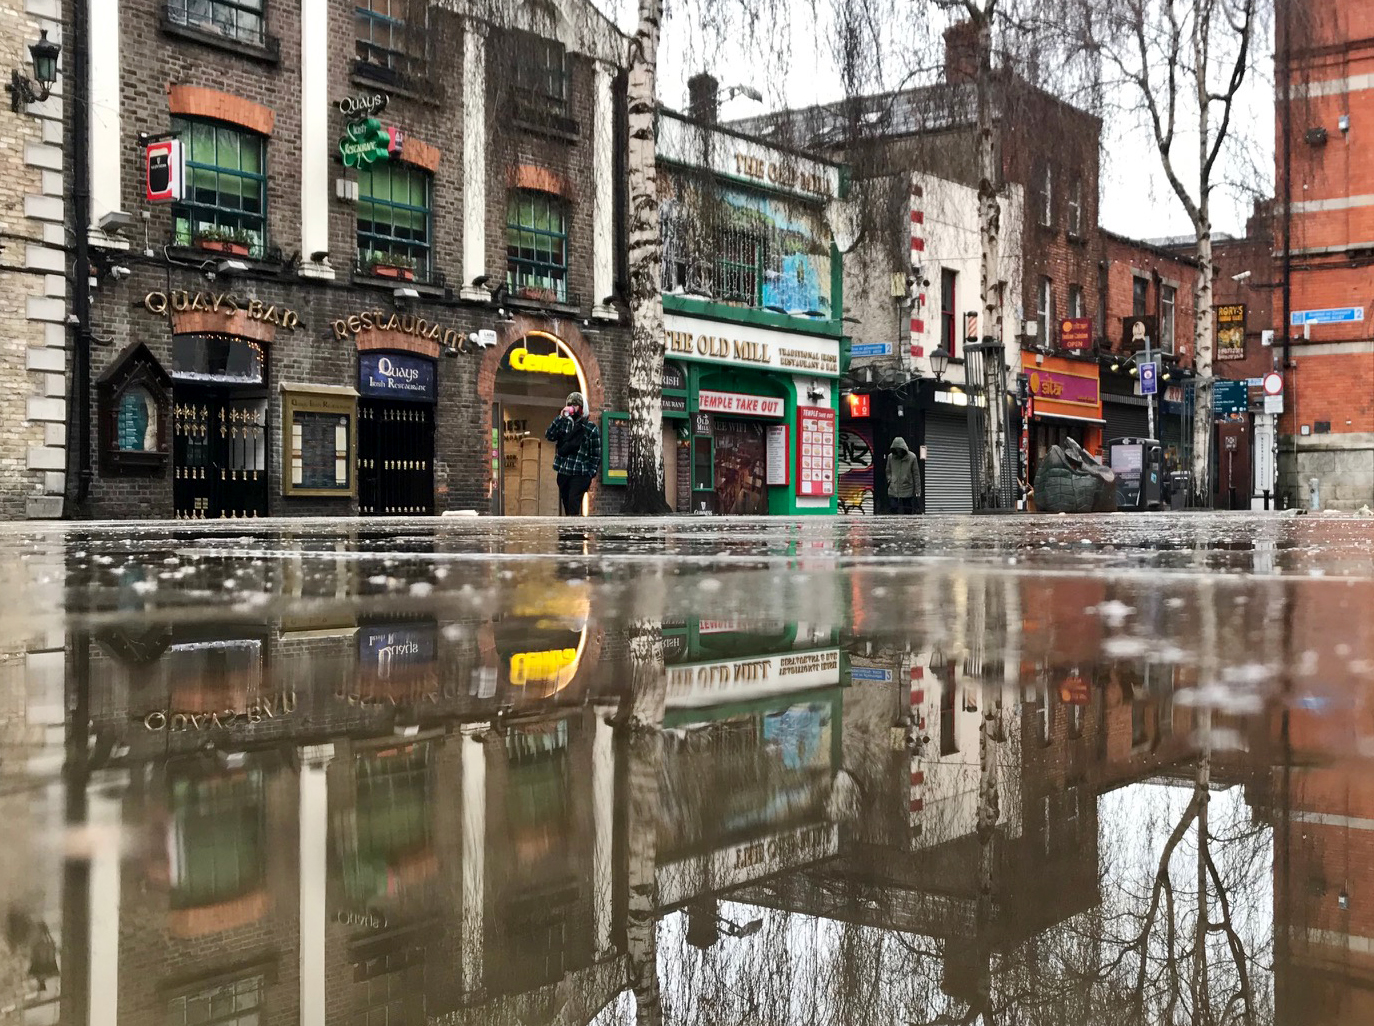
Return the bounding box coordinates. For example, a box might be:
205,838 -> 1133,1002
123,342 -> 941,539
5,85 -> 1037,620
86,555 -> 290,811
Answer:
1139,361 -> 1159,396
1262,371 -> 1283,396
1213,380 -> 1248,414
1291,307 -> 1365,325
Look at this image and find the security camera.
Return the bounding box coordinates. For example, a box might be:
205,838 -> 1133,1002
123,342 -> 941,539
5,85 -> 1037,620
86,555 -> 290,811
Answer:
443,344 -> 459,358
310,250 -> 329,264
1231,270 -> 1251,282
110,265 -> 132,280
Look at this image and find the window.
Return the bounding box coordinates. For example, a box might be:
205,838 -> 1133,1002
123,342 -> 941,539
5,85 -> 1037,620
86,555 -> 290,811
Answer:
506,191 -> 569,302
169,771 -> 266,909
166,0 -> 265,45
172,118 -> 267,257
1132,276 -> 1149,317
1037,276 -> 1053,345
512,32 -> 570,118
1038,688 -> 1052,746
714,227 -> 763,306
168,974 -> 263,1026
356,0 -> 424,78
940,268 -> 957,359
1039,163 -> 1053,227
358,163 -> 432,280
1068,284 -> 1085,320
1160,283 -> 1177,353
1067,175 -> 1083,235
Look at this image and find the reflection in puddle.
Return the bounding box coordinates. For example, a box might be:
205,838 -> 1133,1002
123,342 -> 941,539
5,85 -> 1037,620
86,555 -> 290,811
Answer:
4,519 -> 1374,1023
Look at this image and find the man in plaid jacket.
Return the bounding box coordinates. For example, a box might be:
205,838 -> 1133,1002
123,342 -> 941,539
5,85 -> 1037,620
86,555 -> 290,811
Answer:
545,391 -> 600,516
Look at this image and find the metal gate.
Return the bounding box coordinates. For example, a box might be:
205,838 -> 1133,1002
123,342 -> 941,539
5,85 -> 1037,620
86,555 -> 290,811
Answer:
358,400 -> 435,515
923,411 -> 973,513
1104,398 -> 1151,443
173,392 -> 269,519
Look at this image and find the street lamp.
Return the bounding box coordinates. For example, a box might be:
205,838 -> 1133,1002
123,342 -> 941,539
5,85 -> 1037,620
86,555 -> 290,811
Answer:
8,30 -> 60,112
929,345 -> 950,382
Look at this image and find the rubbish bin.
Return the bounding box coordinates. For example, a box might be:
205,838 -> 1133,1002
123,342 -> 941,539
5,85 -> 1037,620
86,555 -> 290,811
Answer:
1168,471 -> 1190,510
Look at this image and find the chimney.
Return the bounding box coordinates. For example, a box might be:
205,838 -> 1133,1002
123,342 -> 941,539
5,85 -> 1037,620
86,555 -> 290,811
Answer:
688,72 -> 719,123
944,21 -> 979,85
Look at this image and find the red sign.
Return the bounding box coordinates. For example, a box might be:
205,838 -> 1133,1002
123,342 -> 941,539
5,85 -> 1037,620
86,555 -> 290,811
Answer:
1263,371 -> 1284,396
796,406 -> 836,498
697,390 -> 785,419
1060,317 -> 1092,351
1026,368 -> 1100,406
844,393 -> 871,418
146,139 -> 184,203
1059,675 -> 1090,705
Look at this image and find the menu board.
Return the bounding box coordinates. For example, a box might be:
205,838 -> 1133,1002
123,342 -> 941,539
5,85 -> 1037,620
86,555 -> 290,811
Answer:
766,424 -> 788,486
294,412 -> 349,490
796,407 -> 835,497
602,413 -> 630,484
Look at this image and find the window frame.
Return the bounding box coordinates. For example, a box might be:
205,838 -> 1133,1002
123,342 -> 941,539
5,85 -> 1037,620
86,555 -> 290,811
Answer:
1068,284 -> 1085,320
1132,275 -> 1150,317
940,268 -> 957,360
166,0 -> 267,46
506,190 -> 571,303
355,0 -> 427,80
1037,276 -> 1054,346
172,117 -> 268,257
511,30 -> 571,116
1159,283 -> 1177,354
1067,175 -> 1083,235
356,162 -> 434,281
714,226 -> 765,307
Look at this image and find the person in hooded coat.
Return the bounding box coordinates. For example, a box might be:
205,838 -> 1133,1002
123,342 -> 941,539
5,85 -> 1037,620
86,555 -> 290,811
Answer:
885,436 -> 920,514
545,391 -> 600,516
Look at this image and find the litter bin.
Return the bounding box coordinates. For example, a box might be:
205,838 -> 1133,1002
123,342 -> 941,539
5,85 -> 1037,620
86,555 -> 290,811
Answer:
1168,471 -> 1190,510
1108,437 -> 1163,511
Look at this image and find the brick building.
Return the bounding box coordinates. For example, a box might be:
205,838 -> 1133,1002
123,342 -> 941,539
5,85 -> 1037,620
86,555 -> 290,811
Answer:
736,19 -> 1104,512
1275,0 -> 1374,508
69,0 -> 631,520
0,0 -> 67,519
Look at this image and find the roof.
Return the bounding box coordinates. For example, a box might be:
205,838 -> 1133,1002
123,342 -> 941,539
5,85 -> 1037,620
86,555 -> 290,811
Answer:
441,0 -> 628,66
1102,229 -> 1201,268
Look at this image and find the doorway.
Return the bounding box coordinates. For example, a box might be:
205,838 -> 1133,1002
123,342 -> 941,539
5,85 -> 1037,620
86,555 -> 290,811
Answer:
358,400 -> 435,515
713,418 -> 768,515
172,387 -> 268,519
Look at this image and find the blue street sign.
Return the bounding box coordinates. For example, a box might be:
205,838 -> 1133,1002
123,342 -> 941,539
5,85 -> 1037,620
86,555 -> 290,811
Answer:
1139,361 -> 1159,396
1291,307 -> 1365,325
850,342 -> 894,358
849,667 -> 893,682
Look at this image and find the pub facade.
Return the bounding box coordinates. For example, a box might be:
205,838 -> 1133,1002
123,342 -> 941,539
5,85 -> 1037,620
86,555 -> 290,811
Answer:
77,0 -> 631,519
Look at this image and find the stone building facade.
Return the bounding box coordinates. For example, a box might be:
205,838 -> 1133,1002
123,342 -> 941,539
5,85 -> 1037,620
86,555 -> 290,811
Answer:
71,0 -> 630,520
0,0 -> 67,519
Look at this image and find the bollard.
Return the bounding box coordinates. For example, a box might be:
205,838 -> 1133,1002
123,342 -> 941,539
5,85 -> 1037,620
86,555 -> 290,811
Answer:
1309,477 -> 1321,512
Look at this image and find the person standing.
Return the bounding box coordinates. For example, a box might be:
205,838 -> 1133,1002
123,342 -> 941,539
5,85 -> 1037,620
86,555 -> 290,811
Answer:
545,392 -> 601,516
885,436 -> 920,514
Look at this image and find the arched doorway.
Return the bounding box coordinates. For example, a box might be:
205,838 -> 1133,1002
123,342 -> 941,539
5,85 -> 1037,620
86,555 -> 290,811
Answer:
493,331 -> 590,515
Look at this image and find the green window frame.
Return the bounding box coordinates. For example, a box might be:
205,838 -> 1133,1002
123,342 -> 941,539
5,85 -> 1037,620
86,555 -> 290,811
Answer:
506,190 -> 569,303
358,163 -> 432,280
172,117 -> 267,257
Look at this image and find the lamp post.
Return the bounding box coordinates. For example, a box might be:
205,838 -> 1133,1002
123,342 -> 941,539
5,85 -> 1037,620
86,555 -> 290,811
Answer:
8,29 -> 60,112
930,345 -> 950,382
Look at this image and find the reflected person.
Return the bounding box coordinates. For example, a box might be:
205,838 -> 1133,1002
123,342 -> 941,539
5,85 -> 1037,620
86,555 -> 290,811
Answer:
545,391 -> 601,516
886,436 -> 920,514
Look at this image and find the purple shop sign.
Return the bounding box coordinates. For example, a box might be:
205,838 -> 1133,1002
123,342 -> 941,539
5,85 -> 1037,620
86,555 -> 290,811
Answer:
1027,368 -> 1099,406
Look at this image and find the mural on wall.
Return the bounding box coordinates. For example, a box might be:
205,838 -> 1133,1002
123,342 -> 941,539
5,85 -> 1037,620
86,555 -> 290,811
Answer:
837,422 -> 875,514
659,170 -> 833,317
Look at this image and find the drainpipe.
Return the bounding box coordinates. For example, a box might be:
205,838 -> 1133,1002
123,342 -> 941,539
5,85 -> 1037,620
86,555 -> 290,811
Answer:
65,0 -> 93,512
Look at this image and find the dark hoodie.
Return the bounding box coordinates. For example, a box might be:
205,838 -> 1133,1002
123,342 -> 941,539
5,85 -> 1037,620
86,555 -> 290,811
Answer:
885,436 -> 919,499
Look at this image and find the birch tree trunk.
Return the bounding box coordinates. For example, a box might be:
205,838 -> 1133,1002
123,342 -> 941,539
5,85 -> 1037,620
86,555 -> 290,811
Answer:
623,0 -> 672,515
1189,2 -> 1215,505
974,11 -> 1006,509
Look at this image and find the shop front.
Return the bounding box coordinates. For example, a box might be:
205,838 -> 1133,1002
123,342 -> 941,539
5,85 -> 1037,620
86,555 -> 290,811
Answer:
659,313 -> 841,515
1022,353 -> 1104,486
357,352 -> 437,515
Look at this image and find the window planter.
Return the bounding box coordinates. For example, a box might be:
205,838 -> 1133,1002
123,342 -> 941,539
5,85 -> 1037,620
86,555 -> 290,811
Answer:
370,264 -> 415,282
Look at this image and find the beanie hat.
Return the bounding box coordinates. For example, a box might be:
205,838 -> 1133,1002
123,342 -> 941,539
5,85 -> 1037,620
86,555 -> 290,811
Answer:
566,392 -> 586,409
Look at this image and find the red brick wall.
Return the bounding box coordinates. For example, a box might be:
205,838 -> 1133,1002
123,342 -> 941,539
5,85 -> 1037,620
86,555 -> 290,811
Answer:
1102,233 -> 1198,366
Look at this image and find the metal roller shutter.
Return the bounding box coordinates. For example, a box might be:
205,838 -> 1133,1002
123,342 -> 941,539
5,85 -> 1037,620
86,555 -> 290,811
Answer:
923,411 -> 973,513
1103,398 -> 1151,443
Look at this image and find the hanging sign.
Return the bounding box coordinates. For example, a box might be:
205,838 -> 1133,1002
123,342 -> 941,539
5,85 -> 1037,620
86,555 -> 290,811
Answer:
796,406 -> 835,497
1059,317 -> 1093,352
146,139 -> 184,203
340,117 -> 403,167
359,352 -> 436,402
1216,304 -> 1246,362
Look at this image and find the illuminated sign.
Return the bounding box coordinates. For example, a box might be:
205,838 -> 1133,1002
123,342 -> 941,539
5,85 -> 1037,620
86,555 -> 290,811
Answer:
340,117 -> 403,168
510,648 -> 578,686
509,346 -> 577,376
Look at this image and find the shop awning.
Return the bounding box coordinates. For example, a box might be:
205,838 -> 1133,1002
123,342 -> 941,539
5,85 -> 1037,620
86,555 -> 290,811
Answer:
1033,411 -> 1106,425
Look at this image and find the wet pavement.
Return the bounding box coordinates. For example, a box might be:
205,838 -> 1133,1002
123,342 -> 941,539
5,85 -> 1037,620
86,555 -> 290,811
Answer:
4,511 -> 1374,1024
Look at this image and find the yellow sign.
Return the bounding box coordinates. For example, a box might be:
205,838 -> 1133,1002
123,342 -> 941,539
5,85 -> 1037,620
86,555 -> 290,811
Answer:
511,648 -> 578,686
509,346 -> 577,376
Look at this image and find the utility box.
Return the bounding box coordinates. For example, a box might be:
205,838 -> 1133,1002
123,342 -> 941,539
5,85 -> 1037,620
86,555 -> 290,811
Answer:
1109,437 -> 1163,511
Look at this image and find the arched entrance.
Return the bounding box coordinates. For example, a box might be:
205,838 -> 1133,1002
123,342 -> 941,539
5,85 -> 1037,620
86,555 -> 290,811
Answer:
493,330 -> 590,515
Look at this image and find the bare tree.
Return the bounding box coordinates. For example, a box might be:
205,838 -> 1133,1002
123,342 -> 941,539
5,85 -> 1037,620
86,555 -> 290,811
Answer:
1088,0 -> 1264,502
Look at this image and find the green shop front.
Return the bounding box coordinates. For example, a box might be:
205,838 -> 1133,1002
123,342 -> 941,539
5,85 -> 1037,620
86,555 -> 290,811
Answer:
644,312 -> 841,515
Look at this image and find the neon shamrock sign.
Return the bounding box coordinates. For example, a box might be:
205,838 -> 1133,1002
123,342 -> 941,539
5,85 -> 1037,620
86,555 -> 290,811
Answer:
340,117 -> 404,168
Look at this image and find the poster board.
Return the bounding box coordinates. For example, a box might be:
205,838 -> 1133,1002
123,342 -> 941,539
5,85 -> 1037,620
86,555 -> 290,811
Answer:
1216,304 -> 1246,362
601,412 -> 629,485
796,406 -> 836,497
766,424 -> 789,486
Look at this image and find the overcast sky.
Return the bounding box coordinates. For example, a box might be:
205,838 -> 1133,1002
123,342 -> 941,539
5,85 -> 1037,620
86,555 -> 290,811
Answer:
601,0 -> 1276,242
